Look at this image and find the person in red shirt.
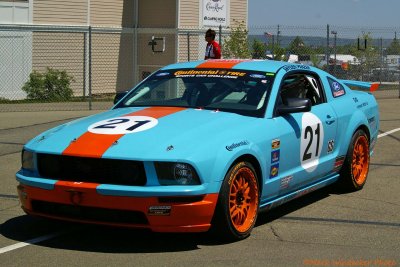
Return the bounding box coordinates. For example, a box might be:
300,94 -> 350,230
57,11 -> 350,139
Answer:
204,29 -> 221,59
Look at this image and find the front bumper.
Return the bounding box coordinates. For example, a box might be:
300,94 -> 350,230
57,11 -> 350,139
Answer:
16,180 -> 219,233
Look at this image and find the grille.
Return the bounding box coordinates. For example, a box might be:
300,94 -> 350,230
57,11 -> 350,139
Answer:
32,200 -> 149,225
37,154 -> 146,186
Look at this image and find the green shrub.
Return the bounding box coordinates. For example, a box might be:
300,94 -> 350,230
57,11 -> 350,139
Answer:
22,68 -> 74,101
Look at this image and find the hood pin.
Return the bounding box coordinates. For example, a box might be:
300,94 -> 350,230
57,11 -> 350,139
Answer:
166,145 -> 174,151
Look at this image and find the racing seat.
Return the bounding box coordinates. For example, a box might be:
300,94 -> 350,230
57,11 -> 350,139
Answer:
243,86 -> 264,107
183,84 -> 210,107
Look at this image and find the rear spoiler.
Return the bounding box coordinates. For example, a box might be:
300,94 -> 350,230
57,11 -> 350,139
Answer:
340,79 -> 379,92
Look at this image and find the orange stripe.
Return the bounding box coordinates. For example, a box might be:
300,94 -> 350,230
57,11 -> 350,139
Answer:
196,59 -> 248,69
62,106 -> 186,158
129,106 -> 186,118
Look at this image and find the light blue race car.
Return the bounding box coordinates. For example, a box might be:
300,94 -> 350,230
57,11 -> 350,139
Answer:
16,59 -> 379,241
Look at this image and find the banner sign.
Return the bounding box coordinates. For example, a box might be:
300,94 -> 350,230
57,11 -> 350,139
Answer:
202,0 -> 228,27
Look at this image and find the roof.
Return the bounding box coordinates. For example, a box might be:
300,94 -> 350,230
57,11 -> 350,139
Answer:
161,59 -> 301,73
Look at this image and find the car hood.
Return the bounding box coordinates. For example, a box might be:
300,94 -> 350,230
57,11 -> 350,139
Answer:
26,107 -> 261,161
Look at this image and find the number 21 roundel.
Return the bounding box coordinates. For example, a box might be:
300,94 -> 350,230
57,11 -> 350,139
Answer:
300,113 -> 324,172
88,116 -> 158,134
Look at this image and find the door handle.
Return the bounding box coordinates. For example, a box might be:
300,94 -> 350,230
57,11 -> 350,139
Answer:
325,115 -> 335,125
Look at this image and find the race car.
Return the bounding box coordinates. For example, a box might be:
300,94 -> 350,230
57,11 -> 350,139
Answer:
16,59 -> 379,241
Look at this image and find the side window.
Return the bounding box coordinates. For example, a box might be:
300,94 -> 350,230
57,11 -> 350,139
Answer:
327,77 -> 346,97
279,73 -> 324,106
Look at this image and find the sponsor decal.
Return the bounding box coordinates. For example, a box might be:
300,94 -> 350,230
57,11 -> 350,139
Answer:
174,69 -> 246,79
226,140 -> 249,151
250,74 -> 266,79
368,116 -> 377,130
357,102 -> 368,109
269,163 -> 279,178
155,72 -> 170,77
282,64 -> 311,72
280,175 -> 293,189
328,77 -> 345,97
148,206 -> 171,216
271,150 -> 280,163
368,116 -> 375,124
333,156 -> 346,172
327,140 -> 335,153
272,139 -> 280,150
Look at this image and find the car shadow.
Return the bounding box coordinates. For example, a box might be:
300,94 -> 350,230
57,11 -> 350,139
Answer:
1,185 -> 339,253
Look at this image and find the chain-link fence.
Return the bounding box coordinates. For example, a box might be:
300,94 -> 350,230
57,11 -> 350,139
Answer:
250,25 -> 400,99
1,24 -> 399,112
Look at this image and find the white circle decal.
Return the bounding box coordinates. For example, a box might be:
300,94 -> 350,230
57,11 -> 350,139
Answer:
300,113 -> 324,172
88,116 -> 158,134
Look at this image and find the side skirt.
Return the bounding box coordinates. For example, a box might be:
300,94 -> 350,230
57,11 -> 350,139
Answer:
259,174 -> 339,212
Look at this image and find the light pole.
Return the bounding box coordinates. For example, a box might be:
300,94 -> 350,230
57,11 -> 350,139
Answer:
331,30 -> 337,76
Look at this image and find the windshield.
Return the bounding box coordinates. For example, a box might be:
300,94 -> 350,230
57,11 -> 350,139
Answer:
116,68 -> 274,117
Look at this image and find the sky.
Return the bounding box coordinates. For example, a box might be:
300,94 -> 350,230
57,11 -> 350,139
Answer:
248,0 -> 400,28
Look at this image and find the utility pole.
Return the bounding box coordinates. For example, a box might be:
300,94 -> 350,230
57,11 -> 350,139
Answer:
331,30 -> 337,77
277,25 -> 280,47
326,24 -> 330,71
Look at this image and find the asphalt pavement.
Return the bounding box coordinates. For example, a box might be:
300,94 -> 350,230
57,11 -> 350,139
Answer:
0,99 -> 399,267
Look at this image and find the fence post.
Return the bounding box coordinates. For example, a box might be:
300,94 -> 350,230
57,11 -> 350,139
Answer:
187,32 -> 190,61
88,26 -> 92,110
219,24 -> 222,47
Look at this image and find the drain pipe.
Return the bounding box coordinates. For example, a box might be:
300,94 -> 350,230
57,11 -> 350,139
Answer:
133,0 -> 139,86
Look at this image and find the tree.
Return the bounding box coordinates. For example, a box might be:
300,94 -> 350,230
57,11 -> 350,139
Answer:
287,36 -> 308,55
222,20 -> 251,59
386,37 -> 400,55
351,33 -> 380,80
251,39 -> 266,59
22,68 -> 74,101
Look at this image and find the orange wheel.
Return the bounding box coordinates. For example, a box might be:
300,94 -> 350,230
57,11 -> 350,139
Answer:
340,129 -> 370,191
228,166 -> 259,233
211,161 -> 259,241
351,135 -> 369,186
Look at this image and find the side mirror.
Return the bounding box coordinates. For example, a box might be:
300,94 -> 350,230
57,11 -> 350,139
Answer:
114,91 -> 128,104
277,98 -> 311,115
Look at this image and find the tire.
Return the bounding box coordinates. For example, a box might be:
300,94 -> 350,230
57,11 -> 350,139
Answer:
339,129 -> 370,191
211,161 -> 259,241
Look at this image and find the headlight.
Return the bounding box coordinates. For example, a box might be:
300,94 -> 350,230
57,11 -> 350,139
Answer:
22,149 -> 34,171
155,162 -> 200,185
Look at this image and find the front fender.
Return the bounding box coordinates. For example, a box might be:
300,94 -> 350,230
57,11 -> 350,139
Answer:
208,141 -> 267,185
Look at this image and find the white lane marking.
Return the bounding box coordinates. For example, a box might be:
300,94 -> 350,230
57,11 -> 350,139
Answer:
378,128 -> 400,138
0,232 -> 60,254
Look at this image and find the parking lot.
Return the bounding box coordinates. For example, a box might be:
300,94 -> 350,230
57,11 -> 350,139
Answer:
0,99 -> 399,267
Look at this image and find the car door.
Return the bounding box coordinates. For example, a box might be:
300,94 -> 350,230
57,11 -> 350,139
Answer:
264,71 -> 338,200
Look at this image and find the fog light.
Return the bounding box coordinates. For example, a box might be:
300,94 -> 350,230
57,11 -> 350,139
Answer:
175,163 -> 196,185
155,162 -> 200,185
